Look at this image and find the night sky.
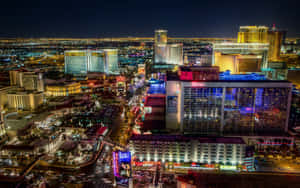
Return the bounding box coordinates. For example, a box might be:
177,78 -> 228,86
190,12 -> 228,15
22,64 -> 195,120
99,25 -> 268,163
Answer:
0,0 -> 299,38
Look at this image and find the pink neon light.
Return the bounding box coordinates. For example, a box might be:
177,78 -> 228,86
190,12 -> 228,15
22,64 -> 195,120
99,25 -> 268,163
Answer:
180,71 -> 193,80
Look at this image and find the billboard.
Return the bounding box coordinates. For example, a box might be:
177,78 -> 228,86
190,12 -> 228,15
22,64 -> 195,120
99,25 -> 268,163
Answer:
113,151 -> 132,186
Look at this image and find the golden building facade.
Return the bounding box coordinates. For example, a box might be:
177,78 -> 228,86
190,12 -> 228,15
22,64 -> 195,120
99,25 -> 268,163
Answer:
237,26 -> 269,43
7,92 -> 44,110
46,82 -> 81,96
268,30 -> 283,61
213,43 -> 269,73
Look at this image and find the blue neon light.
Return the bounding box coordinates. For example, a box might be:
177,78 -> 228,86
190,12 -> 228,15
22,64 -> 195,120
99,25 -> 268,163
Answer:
148,82 -> 166,94
118,151 -> 131,163
220,71 -> 266,81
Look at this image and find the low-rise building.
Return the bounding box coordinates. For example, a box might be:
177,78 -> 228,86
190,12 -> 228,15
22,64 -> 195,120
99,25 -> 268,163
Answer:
46,82 -> 81,96
129,135 -> 247,170
7,91 -> 44,110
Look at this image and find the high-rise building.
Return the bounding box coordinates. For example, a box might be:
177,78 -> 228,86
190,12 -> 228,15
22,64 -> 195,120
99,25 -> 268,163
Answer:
289,88 -> 300,130
65,50 -> 88,74
268,28 -> 285,61
165,67 -> 292,136
237,25 -> 285,63
89,51 -> 105,73
64,49 -> 119,75
213,43 -> 269,73
237,26 -> 269,43
154,44 -> 183,65
153,29 -> 183,67
155,29 -> 168,45
104,49 -> 119,74
9,71 -> 44,92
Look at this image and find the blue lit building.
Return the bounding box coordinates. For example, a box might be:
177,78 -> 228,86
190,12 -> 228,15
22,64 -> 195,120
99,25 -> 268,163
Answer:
166,70 -> 293,136
290,87 -> 300,130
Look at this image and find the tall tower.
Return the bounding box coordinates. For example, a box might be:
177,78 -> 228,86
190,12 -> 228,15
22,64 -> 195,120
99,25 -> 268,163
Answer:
155,30 -> 168,45
268,25 -> 284,61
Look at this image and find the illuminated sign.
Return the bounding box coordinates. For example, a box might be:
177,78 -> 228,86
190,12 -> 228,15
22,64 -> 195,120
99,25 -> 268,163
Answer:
144,107 -> 152,114
113,152 -> 119,176
113,151 -> 132,186
220,165 -> 237,170
116,76 -> 126,82
119,151 -> 131,163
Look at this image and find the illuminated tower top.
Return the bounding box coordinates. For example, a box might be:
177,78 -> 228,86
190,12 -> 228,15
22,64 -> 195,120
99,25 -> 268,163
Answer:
237,26 -> 269,43
155,29 -> 168,44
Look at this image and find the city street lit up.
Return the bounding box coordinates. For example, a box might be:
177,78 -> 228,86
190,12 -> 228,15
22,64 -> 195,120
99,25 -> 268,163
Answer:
0,1 -> 300,188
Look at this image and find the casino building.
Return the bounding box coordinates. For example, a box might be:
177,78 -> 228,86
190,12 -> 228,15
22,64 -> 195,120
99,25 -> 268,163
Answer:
129,135 -> 249,171
166,66 -> 293,137
46,82 -> 82,96
64,49 -> 119,75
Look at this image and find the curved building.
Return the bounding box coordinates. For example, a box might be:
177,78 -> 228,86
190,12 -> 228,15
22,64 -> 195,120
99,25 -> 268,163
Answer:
46,82 -> 81,96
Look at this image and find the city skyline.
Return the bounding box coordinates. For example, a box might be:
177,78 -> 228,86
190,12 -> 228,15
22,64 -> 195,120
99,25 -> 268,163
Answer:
0,0 -> 300,38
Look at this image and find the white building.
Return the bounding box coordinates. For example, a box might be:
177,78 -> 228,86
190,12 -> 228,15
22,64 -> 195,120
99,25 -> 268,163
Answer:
154,29 -> 183,66
129,135 -> 246,168
154,44 -> 183,65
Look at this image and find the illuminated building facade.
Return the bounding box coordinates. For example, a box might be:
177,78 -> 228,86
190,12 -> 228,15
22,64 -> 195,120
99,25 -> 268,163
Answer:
7,92 -> 44,110
0,86 -> 17,109
154,44 -> 183,65
103,49 -> 119,74
115,76 -> 126,96
46,82 -> 81,96
214,25 -> 287,74
237,26 -> 269,43
130,135 -> 247,169
179,66 -> 219,81
64,49 -> 119,75
65,50 -> 88,74
166,70 -> 292,136
289,88 -> 300,129
268,29 -> 285,61
154,29 -> 183,66
155,29 -> 168,45
113,151 -> 132,186
9,71 -> 44,92
213,43 -> 269,73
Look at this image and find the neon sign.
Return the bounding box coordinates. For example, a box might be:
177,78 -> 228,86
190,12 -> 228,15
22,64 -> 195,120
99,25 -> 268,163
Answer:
119,151 -> 131,163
